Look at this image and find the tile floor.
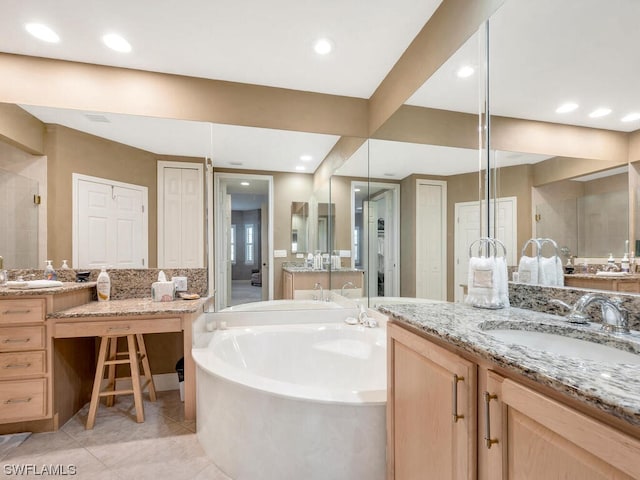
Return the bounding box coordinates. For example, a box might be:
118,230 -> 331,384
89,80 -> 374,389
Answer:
0,391 -> 231,480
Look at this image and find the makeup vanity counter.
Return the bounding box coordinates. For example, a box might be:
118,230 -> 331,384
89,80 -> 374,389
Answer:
380,302 -> 640,479
281,267 -> 364,299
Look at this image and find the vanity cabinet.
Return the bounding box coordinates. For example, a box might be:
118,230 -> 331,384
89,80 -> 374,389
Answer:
0,298 -> 49,423
281,269 -> 364,299
388,321 -> 640,480
483,371 -> 640,480
387,322 -> 476,480
564,274 -> 640,293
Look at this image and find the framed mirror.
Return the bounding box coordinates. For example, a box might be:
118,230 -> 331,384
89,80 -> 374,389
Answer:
290,201 -> 308,254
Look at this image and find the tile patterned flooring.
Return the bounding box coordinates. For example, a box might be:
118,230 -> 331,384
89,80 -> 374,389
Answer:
0,391 -> 231,480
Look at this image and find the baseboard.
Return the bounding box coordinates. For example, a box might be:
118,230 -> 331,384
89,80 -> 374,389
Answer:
100,373 -> 179,392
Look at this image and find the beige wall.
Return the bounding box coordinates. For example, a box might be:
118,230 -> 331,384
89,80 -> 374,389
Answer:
46,125 -> 203,268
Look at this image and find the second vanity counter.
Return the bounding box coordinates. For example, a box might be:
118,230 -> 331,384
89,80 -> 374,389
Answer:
47,296 -> 209,318
378,302 -> 640,429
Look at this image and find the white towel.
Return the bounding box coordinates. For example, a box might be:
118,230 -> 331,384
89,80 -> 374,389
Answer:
539,256 -> 563,286
517,256 -> 539,284
465,256 -> 508,309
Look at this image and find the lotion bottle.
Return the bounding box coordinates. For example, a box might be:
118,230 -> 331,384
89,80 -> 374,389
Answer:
622,253 -> 630,273
97,266 -> 111,301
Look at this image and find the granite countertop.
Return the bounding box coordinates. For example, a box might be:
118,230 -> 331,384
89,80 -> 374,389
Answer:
282,266 -> 364,273
565,273 -> 640,281
378,302 -> 640,428
0,282 -> 96,296
48,296 -> 209,318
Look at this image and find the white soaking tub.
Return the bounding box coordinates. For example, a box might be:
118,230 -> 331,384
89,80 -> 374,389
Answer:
192,322 -> 386,480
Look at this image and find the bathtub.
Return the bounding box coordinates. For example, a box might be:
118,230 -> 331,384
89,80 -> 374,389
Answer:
193,322 -> 386,480
220,299 -> 343,311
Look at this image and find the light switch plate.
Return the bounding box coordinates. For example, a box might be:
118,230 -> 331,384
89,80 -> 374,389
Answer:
339,250 -> 351,257
296,253 -> 304,258
274,249 -> 287,258
172,276 -> 188,292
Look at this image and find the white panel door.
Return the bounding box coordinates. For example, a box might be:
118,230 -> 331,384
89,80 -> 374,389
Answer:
75,175 -> 147,269
454,202 -> 482,302
363,200 -> 379,298
158,163 -> 203,268
416,180 -> 447,300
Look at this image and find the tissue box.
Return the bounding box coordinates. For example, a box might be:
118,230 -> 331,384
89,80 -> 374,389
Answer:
152,281 -> 175,302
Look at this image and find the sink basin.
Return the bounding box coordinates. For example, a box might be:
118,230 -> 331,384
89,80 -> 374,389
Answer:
483,328 -> 640,364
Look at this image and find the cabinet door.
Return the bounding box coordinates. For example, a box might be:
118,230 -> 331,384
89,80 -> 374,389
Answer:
484,372 -> 640,480
388,323 -> 476,480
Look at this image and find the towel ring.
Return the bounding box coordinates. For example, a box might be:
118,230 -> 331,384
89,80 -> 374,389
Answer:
538,238 -> 560,260
469,237 -> 507,259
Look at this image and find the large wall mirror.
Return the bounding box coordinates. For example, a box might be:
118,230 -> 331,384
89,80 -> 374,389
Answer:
487,0 -> 639,293
0,103 -> 212,271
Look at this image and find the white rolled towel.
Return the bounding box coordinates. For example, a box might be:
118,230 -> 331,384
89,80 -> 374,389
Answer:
517,256 -> 539,284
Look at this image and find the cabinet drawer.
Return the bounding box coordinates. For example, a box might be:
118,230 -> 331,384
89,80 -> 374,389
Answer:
0,326 -> 46,352
0,351 -> 46,379
54,317 -> 182,338
0,299 -> 45,325
0,378 -> 47,422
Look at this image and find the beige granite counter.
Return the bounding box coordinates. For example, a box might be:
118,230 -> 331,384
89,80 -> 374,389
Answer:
282,266 -> 364,273
0,282 -> 96,296
47,297 -> 209,318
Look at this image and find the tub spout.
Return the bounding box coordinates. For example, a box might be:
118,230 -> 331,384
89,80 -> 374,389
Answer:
313,282 -> 324,302
358,304 -> 378,328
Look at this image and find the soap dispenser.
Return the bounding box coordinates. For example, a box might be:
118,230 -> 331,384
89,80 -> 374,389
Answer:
622,253 -> 630,273
607,253 -> 616,269
45,260 -> 57,281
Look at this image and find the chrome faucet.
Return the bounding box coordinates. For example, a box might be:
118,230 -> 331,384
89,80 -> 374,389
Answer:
357,303 -> 378,328
341,281 -> 356,297
551,294 -> 630,333
313,282 -> 324,302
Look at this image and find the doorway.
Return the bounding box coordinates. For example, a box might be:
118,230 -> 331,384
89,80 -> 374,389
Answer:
352,181 -> 400,298
214,173 -> 273,310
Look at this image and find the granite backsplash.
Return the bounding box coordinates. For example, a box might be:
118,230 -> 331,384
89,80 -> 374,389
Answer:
509,282 -> 640,330
4,268 -> 208,300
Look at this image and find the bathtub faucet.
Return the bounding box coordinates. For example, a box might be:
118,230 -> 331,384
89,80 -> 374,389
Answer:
313,282 -> 325,302
341,281 -> 356,297
358,303 -> 378,328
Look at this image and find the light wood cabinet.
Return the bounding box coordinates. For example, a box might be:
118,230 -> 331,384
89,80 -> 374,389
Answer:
282,269 -> 364,299
564,274 -> 640,293
0,298 -> 48,424
389,321 -> 640,480
387,322 -> 477,480
483,371 -> 640,480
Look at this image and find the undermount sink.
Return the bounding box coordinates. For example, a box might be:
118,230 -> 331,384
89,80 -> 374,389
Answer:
482,325 -> 640,364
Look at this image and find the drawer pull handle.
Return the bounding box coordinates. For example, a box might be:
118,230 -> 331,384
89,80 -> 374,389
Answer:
452,374 -> 464,423
2,309 -> 32,315
484,391 -> 499,449
4,397 -> 32,404
4,363 -> 32,369
107,326 -> 131,332
3,338 -> 31,344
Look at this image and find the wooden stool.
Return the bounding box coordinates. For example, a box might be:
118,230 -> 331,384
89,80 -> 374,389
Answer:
86,334 -> 157,429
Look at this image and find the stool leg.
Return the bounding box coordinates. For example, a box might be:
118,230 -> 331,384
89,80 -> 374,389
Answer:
127,335 -> 145,423
105,337 -> 118,407
86,336 -> 109,429
136,334 -> 157,402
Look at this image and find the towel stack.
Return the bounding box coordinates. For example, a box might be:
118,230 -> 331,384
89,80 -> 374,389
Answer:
517,256 -> 538,284
465,256 -> 509,309
517,255 -> 564,286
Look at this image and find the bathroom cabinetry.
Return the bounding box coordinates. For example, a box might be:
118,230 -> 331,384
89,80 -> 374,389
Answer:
0,298 -> 49,423
387,322 -> 640,480
281,268 -> 364,299
387,322 -> 476,480
564,274 -> 640,293
484,371 -> 640,479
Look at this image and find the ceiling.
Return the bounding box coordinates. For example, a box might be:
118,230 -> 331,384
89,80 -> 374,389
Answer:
5,0 -> 636,179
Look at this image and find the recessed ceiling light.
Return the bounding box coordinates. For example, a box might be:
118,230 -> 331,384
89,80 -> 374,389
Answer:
313,38 -> 334,55
300,154 -> 313,161
354,188 -> 361,192
555,102 -> 579,114
229,161 -> 243,166
589,107 -> 612,118
383,173 -> 395,177
102,33 -> 132,53
356,207 -> 363,211
240,182 -> 250,186
25,23 -> 60,43
295,166 -> 306,171
456,65 -> 475,78
621,113 -> 640,122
